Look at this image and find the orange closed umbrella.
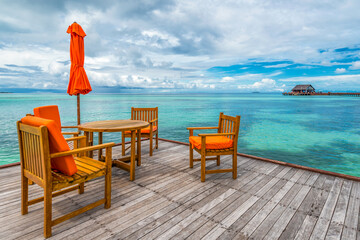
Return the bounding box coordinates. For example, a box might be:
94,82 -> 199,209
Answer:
67,22 -> 92,125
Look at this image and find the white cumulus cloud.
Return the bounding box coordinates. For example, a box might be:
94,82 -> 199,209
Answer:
335,68 -> 346,74
349,61 -> 360,70
237,78 -> 284,92
220,76 -> 235,82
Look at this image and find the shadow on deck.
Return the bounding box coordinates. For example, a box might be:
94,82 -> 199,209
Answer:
0,140 -> 359,239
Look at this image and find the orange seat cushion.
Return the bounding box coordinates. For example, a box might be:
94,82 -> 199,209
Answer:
125,126 -> 157,134
21,116 -> 77,176
189,136 -> 234,150
33,105 -> 62,130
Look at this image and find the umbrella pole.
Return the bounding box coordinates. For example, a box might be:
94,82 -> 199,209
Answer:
77,94 -> 80,125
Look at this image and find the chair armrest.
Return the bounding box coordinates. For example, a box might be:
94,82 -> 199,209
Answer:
149,118 -> 158,123
187,126 -> 219,130
62,126 -> 78,129
62,131 -> 80,135
187,126 -> 218,137
198,132 -> 235,137
50,142 -> 115,158
65,136 -> 86,142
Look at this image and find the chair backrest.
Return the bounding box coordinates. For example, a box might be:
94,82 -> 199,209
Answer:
131,107 -> 158,126
218,112 -> 241,141
34,105 -> 62,130
17,121 -> 51,184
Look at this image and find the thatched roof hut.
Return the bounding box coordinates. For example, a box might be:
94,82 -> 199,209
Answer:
291,84 -> 315,93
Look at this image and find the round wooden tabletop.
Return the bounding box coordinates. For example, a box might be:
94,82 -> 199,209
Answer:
78,120 -> 149,132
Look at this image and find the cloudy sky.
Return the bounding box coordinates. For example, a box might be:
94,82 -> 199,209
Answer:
1,0 -> 360,93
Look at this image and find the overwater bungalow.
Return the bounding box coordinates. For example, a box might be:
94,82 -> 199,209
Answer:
291,84 -> 316,94
282,84 -> 316,95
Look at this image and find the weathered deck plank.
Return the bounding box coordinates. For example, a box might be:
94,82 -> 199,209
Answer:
0,140 -> 359,240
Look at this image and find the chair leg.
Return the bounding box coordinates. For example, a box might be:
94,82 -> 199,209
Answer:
189,144 -> 193,168
44,187 -> 52,238
233,153 -> 237,179
105,146 -> 112,209
216,156 -> 220,166
21,174 -> 28,215
78,183 -> 84,194
149,131 -> 153,156
121,131 -> 125,156
105,171 -> 111,209
156,132 -> 159,149
201,153 -> 206,182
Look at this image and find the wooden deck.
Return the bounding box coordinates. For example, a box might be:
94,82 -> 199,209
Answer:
0,140 -> 359,239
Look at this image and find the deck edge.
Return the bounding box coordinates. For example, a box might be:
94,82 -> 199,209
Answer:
0,162 -> 20,169
158,138 -> 360,182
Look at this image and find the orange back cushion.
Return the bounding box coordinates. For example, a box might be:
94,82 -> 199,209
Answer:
21,116 -> 77,176
33,105 -> 62,130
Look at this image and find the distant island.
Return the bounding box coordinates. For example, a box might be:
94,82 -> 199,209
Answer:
283,85 -> 360,96
0,92 -> 12,93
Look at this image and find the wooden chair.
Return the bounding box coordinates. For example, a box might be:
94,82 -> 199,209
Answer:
122,107 -> 158,156
188,112 -> 241,182
17,121 -> 115,238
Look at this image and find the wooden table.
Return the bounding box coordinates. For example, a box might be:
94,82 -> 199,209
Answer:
78,120 -> 149,181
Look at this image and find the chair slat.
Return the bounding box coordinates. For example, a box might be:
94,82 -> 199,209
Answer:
27,133 -> 34,175
22,132 -> 29,173
34,135 -> 40,178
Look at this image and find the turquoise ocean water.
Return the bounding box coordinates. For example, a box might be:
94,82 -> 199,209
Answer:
1,93 -> 359,177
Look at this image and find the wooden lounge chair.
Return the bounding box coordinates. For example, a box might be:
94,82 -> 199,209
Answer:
188,112 -> 241,182
122,107 -> 158,156
17,118 -> 114,238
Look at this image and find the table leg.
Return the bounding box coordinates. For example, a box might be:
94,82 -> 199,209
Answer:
89,132 -> 94,158
130,130 -> 136,181
84,131 -> 89,157
98,132 -> 103,161
137,129 -> 141,166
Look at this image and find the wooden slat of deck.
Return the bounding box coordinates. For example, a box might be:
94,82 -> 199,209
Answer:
0,140 -> 359,240
172,191 -> 243,239
238,169 -> 307,238
201,168 -> 298,239
342,182 -> 360,239
156,189 -> 237,239
294,215 -> 318,240
263,173 -> 320,239
248,172 -> 316,239
203,168 -> 300,239
277,174 -> 328,240
326,179 -> 353,239
309,177 -> 344,240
